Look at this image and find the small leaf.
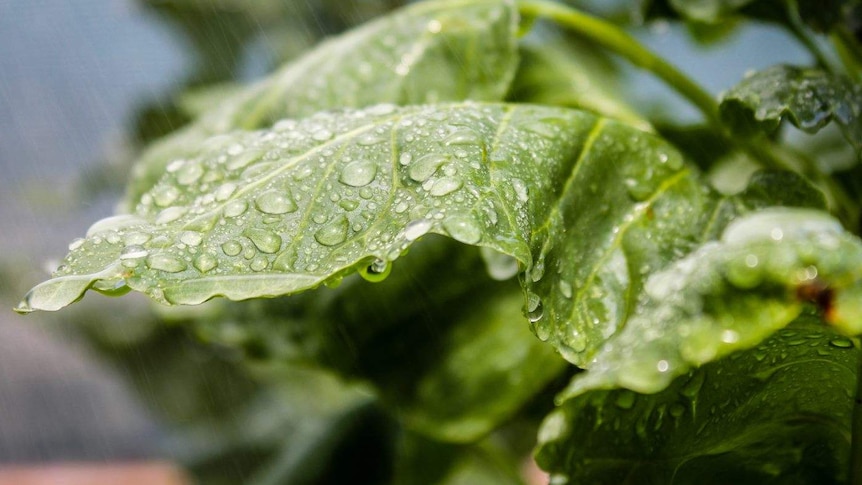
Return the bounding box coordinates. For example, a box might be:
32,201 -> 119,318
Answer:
720,65 -> 862,155
558,207 -> 862,398
127,0 -> 520,205
536,316 -> 857,485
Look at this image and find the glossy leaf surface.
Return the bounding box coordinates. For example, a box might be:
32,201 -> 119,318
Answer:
536,316 -> 858,485
127,0 -> 519,205
720,65 -> 862,154
560,208 -> 862,398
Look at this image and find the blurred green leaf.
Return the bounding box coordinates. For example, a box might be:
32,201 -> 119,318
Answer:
720,65 -> 862,156
127,0 -> 520,205
536,316 -> 857,485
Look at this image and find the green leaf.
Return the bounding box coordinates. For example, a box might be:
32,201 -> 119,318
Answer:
720,65 -> 862,155
559,207 -> 862,398
18,103 -> 699,367
127,0 -> 520,205
189,238 -> 565,442
18,102 -> 833,373
535,316 -> 858,485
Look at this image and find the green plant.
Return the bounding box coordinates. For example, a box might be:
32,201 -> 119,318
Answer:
15,0 -> 862,483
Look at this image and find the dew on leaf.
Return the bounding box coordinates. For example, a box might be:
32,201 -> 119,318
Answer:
177,163 -> 204,185
403,219 -> 432,241
245,228 -> 282,254
224,200 -> 248,218
442,213 -> 481,244
146,254 -> 187,273
255,189 -> 297,214
340,160 -> 378,187
119,245 -> 149,260
429,177 -> 462,196
193,254 -> 218,273
155,206 -> 188,224
315,216 -> 349,246
179,231 -> 203,247
221,240 -> 243,257
360,258 -> 391,282
152,186 -> 180,207
250,256 -> 269,272
443,128 -> 481,145
409,153 -> 447,182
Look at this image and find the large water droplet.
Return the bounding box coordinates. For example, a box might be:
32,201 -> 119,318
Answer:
119,245 -> 149,260
155,206 -> 188,224
224,200 -> 248,218
442,214 -> 481,244
443,129 -> 481,145
429,177 -> 462,196
255,189 -> 297,214
146,254 -> 187,273
177,163 -> 204,185
315,216 -> 348,246
179,231 -> 203,247
250,256 -> 269,272
404,219 -> 433,241
481,248 -> 519,280
311,128 -> 333,141
152,186 -> 180,207
409,154 -> 447,182
340,160 -> 377,187
221,240 -> 243,256
245,228 -> 282,254
360,258 -> 391,282
193,253 -> 218,273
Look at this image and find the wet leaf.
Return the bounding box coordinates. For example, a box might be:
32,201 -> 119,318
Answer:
720,65 -> 862,155
559,207 -> 862,398
536,316 -> 857,485
127,0 -> 519,205
18,103 -> 833,374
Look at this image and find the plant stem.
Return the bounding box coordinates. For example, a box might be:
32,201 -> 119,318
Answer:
517,0 -> 721,129
852,345 -> 862,485
517,0 -> 860,230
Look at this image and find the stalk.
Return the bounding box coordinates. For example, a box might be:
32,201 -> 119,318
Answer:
517,0 -> 721,129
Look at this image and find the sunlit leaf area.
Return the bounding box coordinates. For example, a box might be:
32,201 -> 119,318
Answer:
2,0 -> 862,483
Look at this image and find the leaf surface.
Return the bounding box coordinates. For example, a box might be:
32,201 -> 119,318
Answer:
536,316 -> 858,485
720,65 -> 862,155
19,102 -> 840,373
559,207 -> 862,398
127,0 -> 519,205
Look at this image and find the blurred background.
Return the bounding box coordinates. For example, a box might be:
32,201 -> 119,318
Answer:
0,0 -> 811,483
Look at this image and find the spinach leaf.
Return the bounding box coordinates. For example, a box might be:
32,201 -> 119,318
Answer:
720,65 -> 862,155
127,0 -> 519,206
536,315 -> 858,485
